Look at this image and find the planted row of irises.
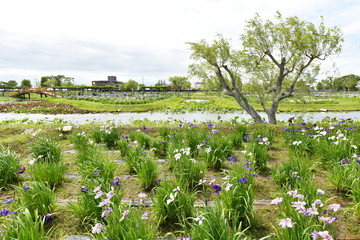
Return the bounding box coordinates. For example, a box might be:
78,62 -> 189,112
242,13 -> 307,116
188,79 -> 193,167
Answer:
1,120 -> 358,239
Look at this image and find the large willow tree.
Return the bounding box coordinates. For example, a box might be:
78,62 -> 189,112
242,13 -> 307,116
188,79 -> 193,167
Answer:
188,12 -> 343,124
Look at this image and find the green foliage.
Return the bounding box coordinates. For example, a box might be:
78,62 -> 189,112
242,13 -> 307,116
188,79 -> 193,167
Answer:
129,130 -> 152,149
137,156 -> 159,190
328,159 -> 358,193
0,148 -> 21,189
171,148 -> 207,189
68,180 -> 123,225
186,207 -> 251,240
273,157 -> 313,189
188,12 -> 343,124
1,208 -> 54,240
154,181 -> 195,226
169,76 -> 191,91
14,181 -> 56,217
220,162 -> 256,227
30,162 -> 66,188
204,135 -> 232,170
119,79 -> 139,91
95,206 -> 157,239
20,79 -> 32,88
31,137 -> 62,164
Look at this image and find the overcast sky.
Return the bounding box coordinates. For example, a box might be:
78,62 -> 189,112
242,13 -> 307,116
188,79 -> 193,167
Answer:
0,0 -> 359,86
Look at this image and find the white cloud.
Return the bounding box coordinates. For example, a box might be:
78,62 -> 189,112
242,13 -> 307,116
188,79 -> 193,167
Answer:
0,0 -> 359,85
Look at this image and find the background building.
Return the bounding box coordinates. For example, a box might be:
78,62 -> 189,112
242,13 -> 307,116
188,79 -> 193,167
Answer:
92,76 -> 123,87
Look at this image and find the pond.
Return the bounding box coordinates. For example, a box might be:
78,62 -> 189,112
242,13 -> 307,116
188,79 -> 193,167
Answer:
0,111 -> 359,124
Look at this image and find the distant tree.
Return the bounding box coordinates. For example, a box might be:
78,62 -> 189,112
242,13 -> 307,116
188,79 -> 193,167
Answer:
169,76 -> 191,91
41,75 -> 74,87
20,79 -> 32,88
7,80 -> 18,88
188,12 -> 343,124
120,79 -> 139,91
154,79 -> 167,87
334,74 -> 360,91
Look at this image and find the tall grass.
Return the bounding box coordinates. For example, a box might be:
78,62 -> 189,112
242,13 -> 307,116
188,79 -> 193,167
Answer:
154,180 -> 195,226
1,208 -> 54,239
219,162 -> 256,227
185,207 -> 251,240
273,157 -> 313,189
93,206 -> 157,239
137,156 -> 159,190
14,181 -> 56,217
0,148 -> 21,189
31,137 -> 62,164
30,162 -> 66,188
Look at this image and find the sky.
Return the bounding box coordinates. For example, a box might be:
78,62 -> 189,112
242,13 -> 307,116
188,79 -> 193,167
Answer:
0,0 -> 359,86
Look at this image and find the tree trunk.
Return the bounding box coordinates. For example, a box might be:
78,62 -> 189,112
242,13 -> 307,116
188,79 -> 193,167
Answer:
267,101 -> 279,124
232,92 -> 265,123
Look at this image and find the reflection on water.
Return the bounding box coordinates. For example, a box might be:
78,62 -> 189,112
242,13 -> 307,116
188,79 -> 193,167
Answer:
0,111 -> 358,124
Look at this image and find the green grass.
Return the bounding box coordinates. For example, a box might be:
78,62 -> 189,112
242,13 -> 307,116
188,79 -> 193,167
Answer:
46,96 -> 187,112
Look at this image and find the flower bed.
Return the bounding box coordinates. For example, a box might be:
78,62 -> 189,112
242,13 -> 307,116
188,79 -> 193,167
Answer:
0,118 -> 359,239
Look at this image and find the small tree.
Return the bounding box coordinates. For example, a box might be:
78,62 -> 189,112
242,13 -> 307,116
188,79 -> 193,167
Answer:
188,12 -> 343,124
119,79 -> 139,91
169,76 -> 191,91
6,80 -> 18,88
20,79 -> 32,88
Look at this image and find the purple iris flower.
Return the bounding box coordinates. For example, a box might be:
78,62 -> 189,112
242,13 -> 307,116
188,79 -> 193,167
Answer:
22,185 -> 30,191
81,186 -> 88,193
0,209 -> 10,216
156,178 -> 162,183
229,156 -> 238,163
44,214 -> 54,223
178,124 -> 183,128
2,198 -> 14,204
93,170 -> 100,176
244,136 -> 250,140
161,141 -> 166,144
239,177 -> 248,184
17,167 -> 26,174
111,177 -> 121,187
212,184 -> 222,195
341,158 -> 350,164
242,160 -> 251,166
